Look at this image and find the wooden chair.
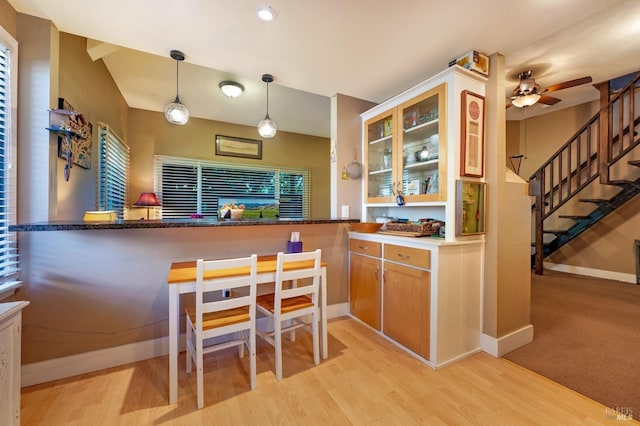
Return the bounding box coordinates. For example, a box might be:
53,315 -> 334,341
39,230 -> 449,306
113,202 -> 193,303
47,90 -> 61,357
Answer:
185,254 -> 258,409
256,249 -> 322,381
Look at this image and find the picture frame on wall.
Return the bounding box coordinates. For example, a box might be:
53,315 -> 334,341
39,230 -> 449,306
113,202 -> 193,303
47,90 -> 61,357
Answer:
215,135 -> 262,160
455,180 -> 487,235
460,90 -> 485,177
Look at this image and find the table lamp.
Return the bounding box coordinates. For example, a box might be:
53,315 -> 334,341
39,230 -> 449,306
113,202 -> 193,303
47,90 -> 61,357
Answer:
134,192 -> 161,219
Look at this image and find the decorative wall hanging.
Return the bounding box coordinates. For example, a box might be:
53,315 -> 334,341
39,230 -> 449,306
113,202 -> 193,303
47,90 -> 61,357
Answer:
54,98 -> 92,168
455,180 -> 487,235
460,90 -> 485,177
215,135 -> 262,159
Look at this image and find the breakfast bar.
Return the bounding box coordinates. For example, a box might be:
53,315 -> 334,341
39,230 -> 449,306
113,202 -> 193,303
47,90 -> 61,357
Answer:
11,218 -> 354,389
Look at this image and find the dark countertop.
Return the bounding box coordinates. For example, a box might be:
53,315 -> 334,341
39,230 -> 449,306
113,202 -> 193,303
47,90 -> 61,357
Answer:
9,217 -> 359,232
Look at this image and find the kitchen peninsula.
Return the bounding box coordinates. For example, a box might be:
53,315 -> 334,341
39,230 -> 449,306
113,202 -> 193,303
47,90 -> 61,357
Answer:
12,218 -> 356,387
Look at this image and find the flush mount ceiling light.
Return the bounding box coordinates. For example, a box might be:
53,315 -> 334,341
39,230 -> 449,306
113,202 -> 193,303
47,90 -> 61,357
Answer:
257,5 -> 277,21
164,50 -> 189,125
219,81 -> 244,98
257,73 -> 277,138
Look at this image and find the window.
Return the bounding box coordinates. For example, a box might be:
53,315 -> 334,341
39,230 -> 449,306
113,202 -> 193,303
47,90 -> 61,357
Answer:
0,28 -> 20,300
154,156 -> 310,219
97,124 -> 130,218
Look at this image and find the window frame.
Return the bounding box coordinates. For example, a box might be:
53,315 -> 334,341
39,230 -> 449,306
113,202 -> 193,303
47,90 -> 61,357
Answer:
0,26 -> 20,300
154,155 -> 310,219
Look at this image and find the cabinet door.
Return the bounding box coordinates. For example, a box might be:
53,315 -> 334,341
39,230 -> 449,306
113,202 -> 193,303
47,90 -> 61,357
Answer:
398,83 -> 447,202
383,261 -> 430,359
349,253 -> 381,330
364,110 -> 397,203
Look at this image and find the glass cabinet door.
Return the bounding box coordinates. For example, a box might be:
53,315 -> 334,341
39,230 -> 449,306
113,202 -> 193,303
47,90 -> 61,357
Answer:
365,112 -> 395,202
399,84 -> 446,201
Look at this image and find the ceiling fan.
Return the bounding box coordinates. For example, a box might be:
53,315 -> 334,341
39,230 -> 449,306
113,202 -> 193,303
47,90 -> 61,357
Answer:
508,71 -> 592,108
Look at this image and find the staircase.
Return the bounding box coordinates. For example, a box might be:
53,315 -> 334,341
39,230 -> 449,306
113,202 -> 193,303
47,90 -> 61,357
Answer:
530,72 -> 640,274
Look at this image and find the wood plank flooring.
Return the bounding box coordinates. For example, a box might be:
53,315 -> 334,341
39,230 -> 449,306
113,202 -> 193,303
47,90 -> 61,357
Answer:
21,317 -> 635,425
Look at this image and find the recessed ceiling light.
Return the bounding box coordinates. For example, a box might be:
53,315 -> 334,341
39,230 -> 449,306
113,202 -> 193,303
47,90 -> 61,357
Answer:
219,81 -> 244,98
257,5 -> 277,22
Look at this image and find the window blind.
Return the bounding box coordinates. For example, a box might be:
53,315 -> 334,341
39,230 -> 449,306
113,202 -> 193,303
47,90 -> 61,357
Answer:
98,124 -> 130,218
0,38 -> 21,300
154,155 -> 310,219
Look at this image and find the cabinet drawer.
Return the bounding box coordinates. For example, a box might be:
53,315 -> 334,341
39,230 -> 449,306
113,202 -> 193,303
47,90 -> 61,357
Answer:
384,244 -> 430,269
349,239 -> 382,257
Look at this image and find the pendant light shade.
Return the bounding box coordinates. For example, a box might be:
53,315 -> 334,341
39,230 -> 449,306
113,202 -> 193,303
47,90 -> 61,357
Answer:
165,50 -> 189,125
257,74 -> 277,138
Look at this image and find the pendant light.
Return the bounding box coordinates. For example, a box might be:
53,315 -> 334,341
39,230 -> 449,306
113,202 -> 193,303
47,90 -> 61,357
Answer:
257,73 -> 277,138
164,50 -> 189,125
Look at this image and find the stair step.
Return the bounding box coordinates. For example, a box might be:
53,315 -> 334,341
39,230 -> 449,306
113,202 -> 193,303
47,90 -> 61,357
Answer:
558,215 -> 590,220
629,160 -> 640,167
607,179 -> 633,186
579,198 -> 611,204
543,229 -> 569,235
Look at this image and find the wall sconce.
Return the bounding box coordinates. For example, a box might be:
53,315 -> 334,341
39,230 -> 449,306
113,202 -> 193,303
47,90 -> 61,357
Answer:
134,192 -> 161,219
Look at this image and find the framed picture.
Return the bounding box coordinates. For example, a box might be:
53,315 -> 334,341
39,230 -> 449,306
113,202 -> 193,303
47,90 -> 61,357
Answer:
455,180 -> 487,235
460,90 -> 485,177
215,135 -> 262,159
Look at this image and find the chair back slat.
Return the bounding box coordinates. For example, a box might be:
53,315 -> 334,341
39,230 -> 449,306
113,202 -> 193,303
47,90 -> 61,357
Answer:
195,254 -> 258,331
275,249 -> 322,307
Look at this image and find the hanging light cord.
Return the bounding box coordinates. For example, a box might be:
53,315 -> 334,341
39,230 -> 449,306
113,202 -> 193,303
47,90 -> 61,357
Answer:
265,80 -> 270,118
174,60 -> 180,102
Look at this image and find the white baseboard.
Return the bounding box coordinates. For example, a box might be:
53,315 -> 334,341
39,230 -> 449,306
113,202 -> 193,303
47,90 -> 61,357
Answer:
543,262 -> 637,284
22,303 -> 350,388
480,324 -> 534,358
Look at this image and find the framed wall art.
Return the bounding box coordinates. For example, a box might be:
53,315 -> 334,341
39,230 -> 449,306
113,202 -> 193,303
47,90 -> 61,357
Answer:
460,90 -> 485,177
455,180 -> 487,236
215,135 -> 262,160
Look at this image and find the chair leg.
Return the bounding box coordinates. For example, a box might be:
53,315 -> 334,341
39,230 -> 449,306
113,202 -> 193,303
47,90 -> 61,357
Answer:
239,331 -> 245,358
186,321 -> 192,373
275,319 -> 283,381
312,310 -> 319,366
196,333 -> 204,409
249,326 -> 256,390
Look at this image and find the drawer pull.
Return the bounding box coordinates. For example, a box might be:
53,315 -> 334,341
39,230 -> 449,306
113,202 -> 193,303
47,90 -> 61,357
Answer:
358,245 -> 368,250
397,253 -> 410,260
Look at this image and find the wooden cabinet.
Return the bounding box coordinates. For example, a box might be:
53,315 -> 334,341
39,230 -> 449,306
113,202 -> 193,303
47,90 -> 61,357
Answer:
348,233 -> 482,368
349,239 -> 381,330
0,301 -> 29,426
383,249 -> 430,359
361,66 -> 487,242
364,84 -> 447,203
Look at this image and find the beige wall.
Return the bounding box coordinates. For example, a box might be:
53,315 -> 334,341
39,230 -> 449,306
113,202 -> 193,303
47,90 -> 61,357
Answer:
0,0 -> 16,38
56,33 -> 129,220
127,109 -> 331,219
331,93 -> 376,219
507,102 -> 640,276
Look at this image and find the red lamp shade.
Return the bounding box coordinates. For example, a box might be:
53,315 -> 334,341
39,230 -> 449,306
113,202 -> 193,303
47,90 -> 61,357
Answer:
134,192 -> 161,207
134,192 -> 161,220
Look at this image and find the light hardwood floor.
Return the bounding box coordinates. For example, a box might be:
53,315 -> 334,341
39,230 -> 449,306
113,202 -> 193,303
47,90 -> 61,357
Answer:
21,317 -> 635,425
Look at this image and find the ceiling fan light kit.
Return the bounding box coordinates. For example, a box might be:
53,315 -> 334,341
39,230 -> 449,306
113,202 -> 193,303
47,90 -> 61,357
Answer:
509,70 -> 593,108
164,50 -> 190,125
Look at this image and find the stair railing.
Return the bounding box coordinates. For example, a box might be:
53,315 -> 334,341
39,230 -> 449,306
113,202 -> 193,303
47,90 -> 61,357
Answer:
531,72 -> 640,274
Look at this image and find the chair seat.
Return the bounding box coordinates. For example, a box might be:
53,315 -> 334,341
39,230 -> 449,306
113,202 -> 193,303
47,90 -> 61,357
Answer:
256,293 -> 313,314
186,306 -> 250,330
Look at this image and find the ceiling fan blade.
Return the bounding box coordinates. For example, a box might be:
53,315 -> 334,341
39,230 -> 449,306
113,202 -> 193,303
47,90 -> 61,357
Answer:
543,76 -> 593,94
538,95 -> 562,106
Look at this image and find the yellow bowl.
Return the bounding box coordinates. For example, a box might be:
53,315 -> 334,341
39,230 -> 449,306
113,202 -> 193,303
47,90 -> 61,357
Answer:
83,210 -> 117,222
350,222 -> 383,233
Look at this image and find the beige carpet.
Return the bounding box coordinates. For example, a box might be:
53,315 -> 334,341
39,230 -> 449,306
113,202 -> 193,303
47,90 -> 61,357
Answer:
504,270 -> 640,418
